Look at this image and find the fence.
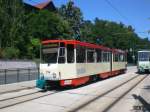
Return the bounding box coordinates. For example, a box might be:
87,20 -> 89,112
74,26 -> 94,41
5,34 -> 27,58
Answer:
0,68 -> 39,85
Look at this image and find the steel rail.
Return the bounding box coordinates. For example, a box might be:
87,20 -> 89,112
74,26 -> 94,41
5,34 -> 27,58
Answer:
0,90 -> 58,109
67,74 -> 143,112
103,74 -> 148,112
0,86 -> 35,95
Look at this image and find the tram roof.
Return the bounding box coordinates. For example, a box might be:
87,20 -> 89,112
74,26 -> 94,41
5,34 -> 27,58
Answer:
42,40 -> 125,53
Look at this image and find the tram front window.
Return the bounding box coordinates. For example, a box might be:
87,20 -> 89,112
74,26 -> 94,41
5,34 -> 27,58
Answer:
42,48 -> 58,63
138,52 -> 150,61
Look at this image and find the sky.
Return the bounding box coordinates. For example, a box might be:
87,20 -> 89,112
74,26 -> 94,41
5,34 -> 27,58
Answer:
53,0 -> 150,39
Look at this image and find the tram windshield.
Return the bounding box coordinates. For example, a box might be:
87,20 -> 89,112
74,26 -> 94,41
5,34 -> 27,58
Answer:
42,43 -> 58,63
138,52 -> 150,61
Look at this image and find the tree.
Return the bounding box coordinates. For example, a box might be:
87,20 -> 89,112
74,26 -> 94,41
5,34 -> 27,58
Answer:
26,10 -> 71,58
27,10 -> 71,40
80,20 -> 95,42
59,1 -> 83,40
0,0 -> 27,58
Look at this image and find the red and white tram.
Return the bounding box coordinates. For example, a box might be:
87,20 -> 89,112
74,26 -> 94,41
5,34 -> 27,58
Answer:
36,40 -> 127,89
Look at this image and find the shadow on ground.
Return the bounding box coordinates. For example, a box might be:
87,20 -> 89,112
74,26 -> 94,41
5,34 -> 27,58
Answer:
132,94 -> 150,112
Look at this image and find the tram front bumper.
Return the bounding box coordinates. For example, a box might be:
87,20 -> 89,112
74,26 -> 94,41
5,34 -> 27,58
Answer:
138,66 -> 150,73
36,79 -> 46,89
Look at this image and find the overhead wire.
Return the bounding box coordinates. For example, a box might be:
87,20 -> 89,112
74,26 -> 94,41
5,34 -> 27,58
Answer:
104,0 -> 149,38
105,0 -> 130,24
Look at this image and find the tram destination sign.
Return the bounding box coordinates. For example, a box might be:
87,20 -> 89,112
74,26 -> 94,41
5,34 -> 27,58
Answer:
42,43 -> 58,48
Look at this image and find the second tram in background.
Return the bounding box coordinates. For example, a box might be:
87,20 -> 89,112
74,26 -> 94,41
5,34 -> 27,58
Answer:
137,50 -> 150,73
36,40 -> 127,89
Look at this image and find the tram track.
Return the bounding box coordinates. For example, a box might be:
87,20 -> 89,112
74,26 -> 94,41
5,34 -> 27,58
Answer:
0,90 -> 58,109
102,74 -> 148,112
0,89 -> 40,102
0,86 -> 36,95
66,74 -> 148,112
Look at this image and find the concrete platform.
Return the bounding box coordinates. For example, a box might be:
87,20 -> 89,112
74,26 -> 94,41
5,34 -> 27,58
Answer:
0,80 -> 35,94
1,66 -> 146,112
108,75 -> 150,112
0,71 -> 138,112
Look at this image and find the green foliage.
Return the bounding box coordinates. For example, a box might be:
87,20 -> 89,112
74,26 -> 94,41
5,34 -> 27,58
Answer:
0,49 -> 3,58
2,47 -> 19,59
0,0 -> 25,48
0,0 -> 150,63
81,18 -> 150,63
59,1 -> 83,40
27,10 -> 71,40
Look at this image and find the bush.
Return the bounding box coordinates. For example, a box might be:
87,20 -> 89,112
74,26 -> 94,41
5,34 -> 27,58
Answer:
2,47 -> 20,59
0,49 -> 3,58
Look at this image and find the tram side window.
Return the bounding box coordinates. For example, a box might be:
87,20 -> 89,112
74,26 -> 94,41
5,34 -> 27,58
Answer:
102,51 -> 109,62
120,54 -> 124,62
124,55 -> 126,62
107,52 -> 110,62
58,43 -> 66,63
113,54 -> 115,62
76,46 -> 86,63
118,54 -> 120,62
87,49 -> 95,63
114,54 -> 119,62
67,44 -> 74,63
96,49 -> 102,62
58,48 -> 65,63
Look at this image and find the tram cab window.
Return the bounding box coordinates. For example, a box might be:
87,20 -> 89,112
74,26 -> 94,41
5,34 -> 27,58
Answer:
67,44 -> 74,63
42,44 -> 58,63
58,43 -> 66,63
138,52 -> 150,61
76,46 -> 86,63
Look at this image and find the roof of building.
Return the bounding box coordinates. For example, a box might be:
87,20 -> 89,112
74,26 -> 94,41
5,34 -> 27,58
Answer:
23,0 -> 53,9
